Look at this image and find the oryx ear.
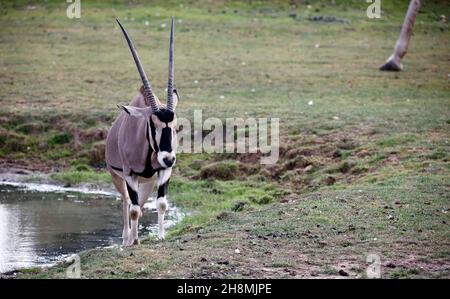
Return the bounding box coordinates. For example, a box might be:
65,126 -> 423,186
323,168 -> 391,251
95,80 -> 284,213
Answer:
118,105 -> 152,118
172,89 -> 180,110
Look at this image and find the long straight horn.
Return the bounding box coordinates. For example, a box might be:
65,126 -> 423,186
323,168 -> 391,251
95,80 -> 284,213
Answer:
166,17 -> 175,112
116,19 -> 159,112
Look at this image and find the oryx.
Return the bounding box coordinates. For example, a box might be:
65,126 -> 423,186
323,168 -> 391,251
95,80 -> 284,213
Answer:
105,17 -> 179,246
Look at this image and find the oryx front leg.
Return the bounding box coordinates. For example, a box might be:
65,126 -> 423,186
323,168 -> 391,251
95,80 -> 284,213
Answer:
110,171 -> 131,246
126,179 -> 141,246
156,192 -> 168,240
122,198 -> 130,245
138,178 -> 156,211
156,169 -> 171,240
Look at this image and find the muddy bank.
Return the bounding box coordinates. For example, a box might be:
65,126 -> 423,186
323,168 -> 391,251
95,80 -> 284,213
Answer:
0,167 -> 114,193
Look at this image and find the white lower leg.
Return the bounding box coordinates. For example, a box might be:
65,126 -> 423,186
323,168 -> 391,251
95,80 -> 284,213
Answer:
122,198 -> 130,246
129,204 -> 141,245
157,196 -> 168,240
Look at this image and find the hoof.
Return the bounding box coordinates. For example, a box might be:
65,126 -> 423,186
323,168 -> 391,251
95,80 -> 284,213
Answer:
122,231 -> 130,246
122,238 -> 132,246
379,60 -> 402,71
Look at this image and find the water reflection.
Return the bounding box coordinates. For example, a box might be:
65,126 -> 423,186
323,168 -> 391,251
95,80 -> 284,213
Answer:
0,183 -> 182,273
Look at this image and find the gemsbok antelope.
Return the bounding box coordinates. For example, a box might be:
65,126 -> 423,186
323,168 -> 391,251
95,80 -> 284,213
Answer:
106,17 -> 179,246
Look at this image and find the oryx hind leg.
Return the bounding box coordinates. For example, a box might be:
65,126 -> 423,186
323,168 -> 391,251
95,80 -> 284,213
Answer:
110,170 -> 130,246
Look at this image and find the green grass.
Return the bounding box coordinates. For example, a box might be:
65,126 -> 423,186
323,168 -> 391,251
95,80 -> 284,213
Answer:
50,169 -> 112,186
168,176 -> 283,237
1,0 -> 449,278
18,174 -> 449,279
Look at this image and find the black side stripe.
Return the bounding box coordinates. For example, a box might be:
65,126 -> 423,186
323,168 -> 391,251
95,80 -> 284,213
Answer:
157,178 -> 170,199
126,182 -> 139,205
109,164 -> 157,178
109,164 -> 123,171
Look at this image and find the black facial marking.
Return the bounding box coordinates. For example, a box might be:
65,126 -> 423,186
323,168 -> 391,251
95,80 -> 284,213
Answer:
149,108 -> 175,154
145,122 -> 150,144
159,127 -> 173,152
126,182 -> 139,206
157,178 -> 170,199
154,108 -> 174,123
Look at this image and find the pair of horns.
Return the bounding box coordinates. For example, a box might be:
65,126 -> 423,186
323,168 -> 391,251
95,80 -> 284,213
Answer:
116,17 -> 175,112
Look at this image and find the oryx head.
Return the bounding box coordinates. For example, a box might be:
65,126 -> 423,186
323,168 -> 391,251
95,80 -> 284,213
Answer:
116,17 -> 178,169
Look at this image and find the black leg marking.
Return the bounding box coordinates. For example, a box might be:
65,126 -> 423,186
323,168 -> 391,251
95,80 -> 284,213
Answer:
157,179 -> 170,199
126,182 -> 139,206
